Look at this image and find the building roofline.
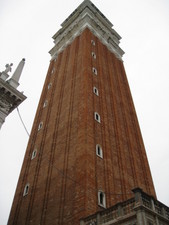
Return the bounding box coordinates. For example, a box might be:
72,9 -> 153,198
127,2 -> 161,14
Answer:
50,0 -> 124,60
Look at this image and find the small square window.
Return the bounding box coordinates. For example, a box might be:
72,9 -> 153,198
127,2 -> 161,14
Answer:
98,191 -> 106,208
96,144 -> 103,158
91,40 -> 95,46
38,122 -> 43,131
23,183 -> 30,196
92,67 -> 97,75
92,52 -> 96,59
94,112 -> 101,123
93,87 -> 99,96
31,149 -> 37,160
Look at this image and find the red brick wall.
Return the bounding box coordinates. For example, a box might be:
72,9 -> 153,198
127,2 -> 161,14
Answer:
8,28 -> 156,225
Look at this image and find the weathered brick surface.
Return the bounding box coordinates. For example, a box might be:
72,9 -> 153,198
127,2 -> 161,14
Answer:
8,28 -> 156,225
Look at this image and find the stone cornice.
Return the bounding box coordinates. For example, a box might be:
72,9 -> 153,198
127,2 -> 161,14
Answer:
49,0 -> 124,60
0,77 -> 26,115
61,0 -> 113,29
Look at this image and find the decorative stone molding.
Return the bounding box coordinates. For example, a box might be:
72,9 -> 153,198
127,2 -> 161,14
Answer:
49,0 -> 124,60
0,76 -> 26,128
80,188 -> 169,225
0,72 -> 9,81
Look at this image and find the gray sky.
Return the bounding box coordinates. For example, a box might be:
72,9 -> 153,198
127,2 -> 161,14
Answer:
0,0 -> 169,224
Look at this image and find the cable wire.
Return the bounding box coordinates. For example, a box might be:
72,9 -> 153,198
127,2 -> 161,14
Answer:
16,107 -> 132,196
17,107 -> 30,137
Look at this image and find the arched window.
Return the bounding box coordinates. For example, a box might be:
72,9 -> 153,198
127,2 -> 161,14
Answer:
31,149 -> 37,160
93,87 -> 99,96
94,112 -> 101,123
48,83 -> 52,89
98,191 -> 106,207
23,183 -> 30,196
38,122 -> 43,131
91,40 -> 95,46
43,100 -> 48,108
96,144 -> 103,158
92,67 -> 97,75
51,68 -> 55,74
92,52 -> 96,59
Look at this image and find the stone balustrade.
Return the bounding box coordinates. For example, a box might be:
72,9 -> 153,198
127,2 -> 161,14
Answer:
80,188 -> 169,225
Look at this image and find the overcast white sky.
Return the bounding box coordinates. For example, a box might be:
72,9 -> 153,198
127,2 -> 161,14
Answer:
0,0 -> 169,224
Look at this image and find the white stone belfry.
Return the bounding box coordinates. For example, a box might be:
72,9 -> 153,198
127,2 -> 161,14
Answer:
49,0 -> 124,60
8,58 -> 25,89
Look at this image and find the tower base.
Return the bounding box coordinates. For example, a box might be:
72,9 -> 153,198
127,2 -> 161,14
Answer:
80,188 -> 169,225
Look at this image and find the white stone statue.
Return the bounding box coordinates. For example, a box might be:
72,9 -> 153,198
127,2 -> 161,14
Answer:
3,63 -> 13,74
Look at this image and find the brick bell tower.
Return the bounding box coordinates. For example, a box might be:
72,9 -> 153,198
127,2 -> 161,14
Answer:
8,0 -> 156,224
